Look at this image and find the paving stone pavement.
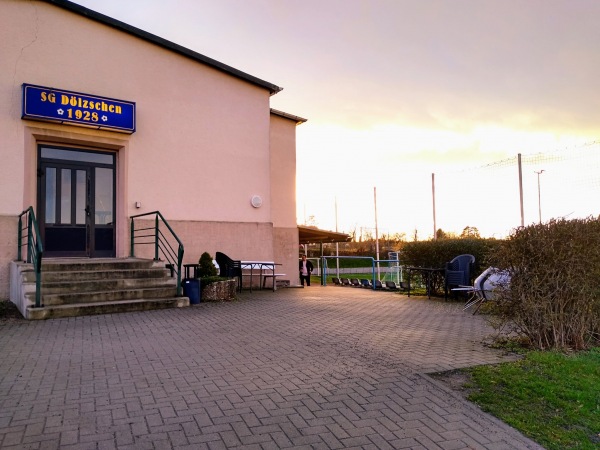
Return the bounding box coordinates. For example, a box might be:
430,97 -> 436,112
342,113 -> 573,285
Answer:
0,286 -> 545,449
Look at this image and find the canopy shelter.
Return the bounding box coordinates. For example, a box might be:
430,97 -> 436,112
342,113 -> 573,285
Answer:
298,226 -> 351,245
298,226 -> 351,285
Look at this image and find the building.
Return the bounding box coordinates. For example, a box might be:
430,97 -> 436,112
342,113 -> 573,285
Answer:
0,0 -> 305,305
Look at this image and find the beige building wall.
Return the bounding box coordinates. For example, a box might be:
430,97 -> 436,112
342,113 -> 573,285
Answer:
270,113 -> 302,285
0,0 -> 304,298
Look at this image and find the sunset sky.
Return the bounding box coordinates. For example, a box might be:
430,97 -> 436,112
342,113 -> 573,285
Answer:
74,0 -> 600,239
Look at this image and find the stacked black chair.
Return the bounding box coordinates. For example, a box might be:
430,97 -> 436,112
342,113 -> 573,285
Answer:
444,254 -> 475,300
215,252 -> 243,292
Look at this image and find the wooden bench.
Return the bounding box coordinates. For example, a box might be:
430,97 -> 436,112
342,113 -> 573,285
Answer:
262,273 -> 286,290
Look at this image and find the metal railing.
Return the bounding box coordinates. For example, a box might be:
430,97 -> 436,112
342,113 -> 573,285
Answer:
130,211 -> 184,296
17,207 -> 43,307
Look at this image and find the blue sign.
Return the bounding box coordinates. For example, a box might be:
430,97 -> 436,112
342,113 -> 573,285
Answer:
22,84 -> 136,133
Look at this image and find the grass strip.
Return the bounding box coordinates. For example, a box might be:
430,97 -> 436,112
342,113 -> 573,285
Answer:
466,347 -> 600,450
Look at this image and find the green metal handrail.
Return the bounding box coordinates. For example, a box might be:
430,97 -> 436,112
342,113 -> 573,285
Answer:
130,211 -> 184,296
17,207 -> 43,307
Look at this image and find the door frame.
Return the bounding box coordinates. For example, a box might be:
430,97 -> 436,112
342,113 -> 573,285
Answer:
37,145 -> 116,258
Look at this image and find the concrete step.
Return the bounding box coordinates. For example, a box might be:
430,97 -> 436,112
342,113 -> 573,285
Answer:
39,286 -> 179,306
13,258 -> 190,320
40,277 -> 176,295
22,268 -> 172,283
39,258 -> 158,272
26,297 -> 190,320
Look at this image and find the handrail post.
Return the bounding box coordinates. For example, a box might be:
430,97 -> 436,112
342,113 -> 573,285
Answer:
17,214 -> 23,261
176,245 -> 183,296
154,215 -> 159,260
18,208 -> 44,308
27,213 -> 33,263
130,217 -> 135,257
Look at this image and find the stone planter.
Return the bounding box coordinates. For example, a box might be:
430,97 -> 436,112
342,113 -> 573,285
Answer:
201,279 -> 237,302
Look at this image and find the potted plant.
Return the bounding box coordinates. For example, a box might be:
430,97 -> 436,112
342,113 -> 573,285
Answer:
198,252 -> 218,278
198,252 -> 236,301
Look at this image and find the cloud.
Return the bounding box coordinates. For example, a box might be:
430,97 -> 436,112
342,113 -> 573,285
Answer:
78,0 -> 600,135
74,0 -> 600,237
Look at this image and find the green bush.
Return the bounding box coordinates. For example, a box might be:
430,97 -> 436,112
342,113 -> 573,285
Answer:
198,252 -> 218,278
488,217 -> 600,350
401,238 -> 500,272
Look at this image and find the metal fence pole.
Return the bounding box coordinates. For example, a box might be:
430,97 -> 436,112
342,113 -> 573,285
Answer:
154,215 -> 159,260
432,173 -> 437,239
518,153 -> 524,227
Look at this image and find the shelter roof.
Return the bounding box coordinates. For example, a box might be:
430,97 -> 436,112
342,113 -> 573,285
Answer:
298,226 -> 351,244
43,0 -> 283,95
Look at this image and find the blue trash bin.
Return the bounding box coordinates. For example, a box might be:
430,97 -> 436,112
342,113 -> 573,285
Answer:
183,278 -> 201,304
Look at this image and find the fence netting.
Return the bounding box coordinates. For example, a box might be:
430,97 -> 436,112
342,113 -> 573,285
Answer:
433,142 -> 600,238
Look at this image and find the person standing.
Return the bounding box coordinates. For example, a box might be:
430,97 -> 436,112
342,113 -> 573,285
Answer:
299,255 -> 314,286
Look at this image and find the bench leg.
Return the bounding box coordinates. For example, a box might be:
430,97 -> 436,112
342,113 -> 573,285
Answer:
262,276 -> 274,290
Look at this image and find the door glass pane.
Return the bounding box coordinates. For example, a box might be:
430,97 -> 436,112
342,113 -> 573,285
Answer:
41,147 -> 113,165
75,170 -> 86,225
95,168 -> 113,225
60,169 -> 72,224
45,167 -> 56,224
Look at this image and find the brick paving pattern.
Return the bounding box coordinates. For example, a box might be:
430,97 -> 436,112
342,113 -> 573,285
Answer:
0,286 -> 543,449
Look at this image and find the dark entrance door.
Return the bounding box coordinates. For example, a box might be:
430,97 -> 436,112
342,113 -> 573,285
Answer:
38,146 -> 116,257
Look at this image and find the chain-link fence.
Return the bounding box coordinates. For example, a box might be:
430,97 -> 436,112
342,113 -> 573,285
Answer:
308,142 -> 600,241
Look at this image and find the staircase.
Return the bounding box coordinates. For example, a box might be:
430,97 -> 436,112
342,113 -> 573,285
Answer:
10,258 -> 189,320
